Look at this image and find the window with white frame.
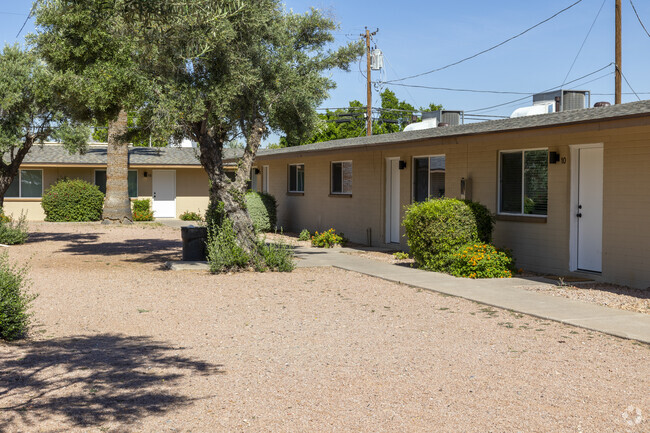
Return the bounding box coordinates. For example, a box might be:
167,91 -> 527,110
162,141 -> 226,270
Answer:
413,155 -> 445,202
331,161 -> 352,194
288,164 -> 304,193
499,149 -> 548,216
5,169 -> 43,198
95,170 -> 138,197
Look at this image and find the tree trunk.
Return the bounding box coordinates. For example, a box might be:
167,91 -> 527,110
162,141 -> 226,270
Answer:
197,122 -> 263,257
0,138 -> 34,208
102,109 -> 133,224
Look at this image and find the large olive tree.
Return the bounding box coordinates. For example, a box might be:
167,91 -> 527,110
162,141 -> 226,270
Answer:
0,44 -> 88,207
140,1 -> 362,257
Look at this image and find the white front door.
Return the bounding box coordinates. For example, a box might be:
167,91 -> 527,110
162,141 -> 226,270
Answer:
385,158 -> 401,243
152,170 -> 176,218
576,147 -> 603,272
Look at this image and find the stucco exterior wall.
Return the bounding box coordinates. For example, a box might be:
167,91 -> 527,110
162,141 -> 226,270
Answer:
256,115 -> 650,288
4,166 -> 210,221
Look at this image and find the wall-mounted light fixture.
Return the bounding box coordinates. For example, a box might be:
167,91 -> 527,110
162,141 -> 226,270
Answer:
398,160 -> 407,170
549,151 -> 560,164
254,168 -> 260,174
143,171 -> 148,177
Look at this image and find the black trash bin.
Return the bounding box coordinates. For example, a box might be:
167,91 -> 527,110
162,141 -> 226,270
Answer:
181,226 -> 208,261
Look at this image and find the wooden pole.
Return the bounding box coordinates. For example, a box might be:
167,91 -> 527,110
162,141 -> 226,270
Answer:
615,0 -> 622,104
365,28 -> 372,136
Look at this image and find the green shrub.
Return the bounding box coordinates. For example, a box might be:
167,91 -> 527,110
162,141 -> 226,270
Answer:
0,207 -> 11,224
132,198 -> 154,221
298,229 -> 311,241
0,253 -> 35,341
448,243 -> 513,279
393,251 -> 409,260
464,200 -> 495,243
180,210 -> 203,221
257,240 -> 295,272
0,213 -> 29,245
207,218 -> 251,272
311,228 -> 345,248
403,198 -> 478,271
245,192 -> 277,232
41,178 -> 104,221
207,217 -> 295,273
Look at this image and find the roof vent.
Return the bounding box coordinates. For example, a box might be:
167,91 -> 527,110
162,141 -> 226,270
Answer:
594,101 -> 611,108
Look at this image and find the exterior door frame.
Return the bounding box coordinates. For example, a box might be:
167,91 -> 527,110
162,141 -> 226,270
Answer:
385,157 -> 401,244
569,143 -> 603,272
152,169 -> 177,218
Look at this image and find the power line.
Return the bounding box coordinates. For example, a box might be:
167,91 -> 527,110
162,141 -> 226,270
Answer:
562,0 -> 607,87
385,0 -> 585,83
466,63 -> 613,113
15,4 -> 35,38
618,67 -> 641,101
630,0 -> 650,38
378,82 -> 530,95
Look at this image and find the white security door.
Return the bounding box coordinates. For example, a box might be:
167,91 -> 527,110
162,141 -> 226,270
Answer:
262,166 -> 269,193
152,170 -> 176,218
576,147 -> 603,272
385,158 -> 401,243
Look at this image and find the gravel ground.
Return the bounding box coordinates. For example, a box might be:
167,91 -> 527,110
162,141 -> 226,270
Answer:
269,233 -> 649,316
0,223 -> 648,432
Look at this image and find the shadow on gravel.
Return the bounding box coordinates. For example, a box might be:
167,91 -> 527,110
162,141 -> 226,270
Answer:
0,334 -> 223,429
27,232 -> 101,244
60,239 -> 182,263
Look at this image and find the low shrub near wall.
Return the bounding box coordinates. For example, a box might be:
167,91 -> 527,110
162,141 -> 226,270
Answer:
448,243 -> 513,279
0,253 -> 35,341
132,199 -> 154,221
179,210 -> 203,221
311,229 -> 345,248
403,198 -> 511,278
245,192 -> 277,232
403,198 -> 478,271
41,178 -> 104,222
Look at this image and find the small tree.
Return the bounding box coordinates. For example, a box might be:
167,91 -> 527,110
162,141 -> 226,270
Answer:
0,45 -> 88,207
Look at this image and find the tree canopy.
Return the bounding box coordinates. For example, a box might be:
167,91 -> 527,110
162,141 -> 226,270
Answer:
0,44 -> 88,206
280,89 -> 443,146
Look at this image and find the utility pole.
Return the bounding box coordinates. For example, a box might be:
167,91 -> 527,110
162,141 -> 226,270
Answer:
615,0 -> 622,104
361,27 -> 377,136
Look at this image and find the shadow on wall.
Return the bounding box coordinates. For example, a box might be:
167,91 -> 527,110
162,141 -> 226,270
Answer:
0,334 -> 224,429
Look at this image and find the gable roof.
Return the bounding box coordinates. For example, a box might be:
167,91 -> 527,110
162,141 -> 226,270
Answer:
256,99 -> 650,158
17,145 -> 232,166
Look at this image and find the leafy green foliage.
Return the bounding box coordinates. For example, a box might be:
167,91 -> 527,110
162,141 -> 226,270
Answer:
0,213 -> 29,245
207,219 -> 250,273
132,199 -> 154,221
403,198 -> 478,271
207,218 -> 294,273
0,253 -> 35,341
448,243 -> 513,279
393,251 -> 409,260
91,112 -> 169,146
463,200 -> 495,243
41,179 -> 105,222
0,207 -> 11,224
280,89 -> 442,146
298,229 -> 311,241
179,210 -> 203,221
245,192 -> 277,232
0,45 -> 89,202
311,228 -> 345,248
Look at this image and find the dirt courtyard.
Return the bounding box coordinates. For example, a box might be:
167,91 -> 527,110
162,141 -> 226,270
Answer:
1,222 -> 648,432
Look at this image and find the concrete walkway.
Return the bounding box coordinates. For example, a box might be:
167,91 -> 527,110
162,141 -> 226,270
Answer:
293,246 -> 650,344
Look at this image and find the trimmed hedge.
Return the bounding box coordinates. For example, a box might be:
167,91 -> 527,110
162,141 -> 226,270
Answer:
41,178 -> 104,221
132,198 -> 154,221
245,192 -> 277,232
403,198 -> 478,271
464,200 -> 495,243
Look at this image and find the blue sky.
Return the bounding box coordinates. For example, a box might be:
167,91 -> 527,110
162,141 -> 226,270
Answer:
2,0 -> 649,137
